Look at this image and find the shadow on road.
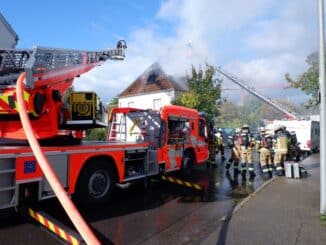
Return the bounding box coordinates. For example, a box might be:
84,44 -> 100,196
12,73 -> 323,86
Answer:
216,169 -> 255,245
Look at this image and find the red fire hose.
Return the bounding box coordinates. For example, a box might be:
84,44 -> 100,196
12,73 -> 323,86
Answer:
16,72 -> 100,245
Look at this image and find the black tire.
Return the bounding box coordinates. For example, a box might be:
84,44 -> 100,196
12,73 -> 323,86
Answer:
75,160 -> 116,205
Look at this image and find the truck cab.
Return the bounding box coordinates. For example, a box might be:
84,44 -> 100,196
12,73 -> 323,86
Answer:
108,105 -> 209,173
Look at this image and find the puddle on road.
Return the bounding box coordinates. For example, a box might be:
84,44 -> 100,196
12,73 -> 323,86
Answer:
161,160 -> 266,204
36,153 -> 268,225
178,158 -> 266,203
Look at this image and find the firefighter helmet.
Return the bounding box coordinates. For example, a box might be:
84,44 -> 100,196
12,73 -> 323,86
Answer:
235,128 -> 241,133
242,124 -> 249,129
259,126 -> 265,132
241,124 -> 249,134
274,124 -> 283,133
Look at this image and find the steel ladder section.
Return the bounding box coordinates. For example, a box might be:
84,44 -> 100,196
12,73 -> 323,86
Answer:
0,45 -> 126,88
216,67 -> 299,120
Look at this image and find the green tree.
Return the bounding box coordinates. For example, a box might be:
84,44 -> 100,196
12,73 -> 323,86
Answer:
217,95 -> 297,129
217,101 -> 243,128
106,97 -> 119,115
174,64 -> 222,121
84,97 -> 118,141
285,52 -> 319,107
84,128 -> 107,141
108,97 -> 118,107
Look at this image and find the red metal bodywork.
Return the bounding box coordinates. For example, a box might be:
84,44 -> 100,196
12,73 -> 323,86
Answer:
2,142 -> 148,194
159,105 -> 209,169
109,105 -> 209,171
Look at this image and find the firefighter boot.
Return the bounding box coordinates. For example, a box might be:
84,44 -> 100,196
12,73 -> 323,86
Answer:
261,165 -> 270,180
267,164 -> 273,178
248,163 -> 256,179
225,159 -> 232,170
234,162 -> 239,176
241,163 -> 247,179
275,164 -> 284,176
210,159 -> 217,168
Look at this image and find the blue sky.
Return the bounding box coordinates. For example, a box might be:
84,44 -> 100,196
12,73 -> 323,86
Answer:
1,0 -> 317,105
2,1 -> 163,49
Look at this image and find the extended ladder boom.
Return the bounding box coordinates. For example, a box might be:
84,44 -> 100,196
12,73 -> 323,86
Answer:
0,40 -> 126,89
0,40 -> 127,140
216,67 -> 299,120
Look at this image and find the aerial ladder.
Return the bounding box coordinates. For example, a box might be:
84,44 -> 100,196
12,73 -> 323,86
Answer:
0,40 -> 127,141
216,67 -> 299,120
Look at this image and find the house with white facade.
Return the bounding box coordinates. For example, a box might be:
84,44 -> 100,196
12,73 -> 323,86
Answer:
0,13 -> 19,48
118,63 -> 186,110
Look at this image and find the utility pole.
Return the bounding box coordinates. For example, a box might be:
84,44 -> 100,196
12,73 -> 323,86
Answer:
319,0 -> 326,215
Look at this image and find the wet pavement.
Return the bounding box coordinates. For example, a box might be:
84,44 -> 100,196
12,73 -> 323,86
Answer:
205,153 -> 325,245
0,149 -> 269,244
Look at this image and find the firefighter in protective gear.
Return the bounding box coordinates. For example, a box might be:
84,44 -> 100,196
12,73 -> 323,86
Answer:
238,124 -> 255,179
273,125 -> 289,176
287,131 -> 301,162
256,127 -> 274,180
207,122 -> 217,167
215,128 -> 225,161
225,128 -> 241,174
282,125 -> 291,139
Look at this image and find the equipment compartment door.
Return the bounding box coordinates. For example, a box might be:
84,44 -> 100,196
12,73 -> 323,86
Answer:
167,116 -> 188,170
41,154 -> 68,195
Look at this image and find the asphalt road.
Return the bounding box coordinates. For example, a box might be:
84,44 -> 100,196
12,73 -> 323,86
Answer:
0,150 -> 270,244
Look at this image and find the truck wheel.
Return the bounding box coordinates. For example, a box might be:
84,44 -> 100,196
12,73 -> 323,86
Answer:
75,160 -> 116,205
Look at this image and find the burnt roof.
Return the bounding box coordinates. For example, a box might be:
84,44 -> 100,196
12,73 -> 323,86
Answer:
118,62 -> 186,98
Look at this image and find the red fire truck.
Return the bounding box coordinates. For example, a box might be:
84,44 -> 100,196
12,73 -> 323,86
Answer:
0,40 -> 209,210
0,104 -> 208,209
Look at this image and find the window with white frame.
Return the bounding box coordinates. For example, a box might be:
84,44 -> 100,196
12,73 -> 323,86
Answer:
153,98 -> 161,110
128,101 -> 135,107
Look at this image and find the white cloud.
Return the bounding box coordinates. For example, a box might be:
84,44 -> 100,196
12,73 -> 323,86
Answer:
75,0 -> 316,106
246,1 -> 316,56
223,53 -> 309,102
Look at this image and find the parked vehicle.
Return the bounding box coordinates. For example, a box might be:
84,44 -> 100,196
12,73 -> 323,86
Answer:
266,120 -> 320,154
0,105 -> 209,209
